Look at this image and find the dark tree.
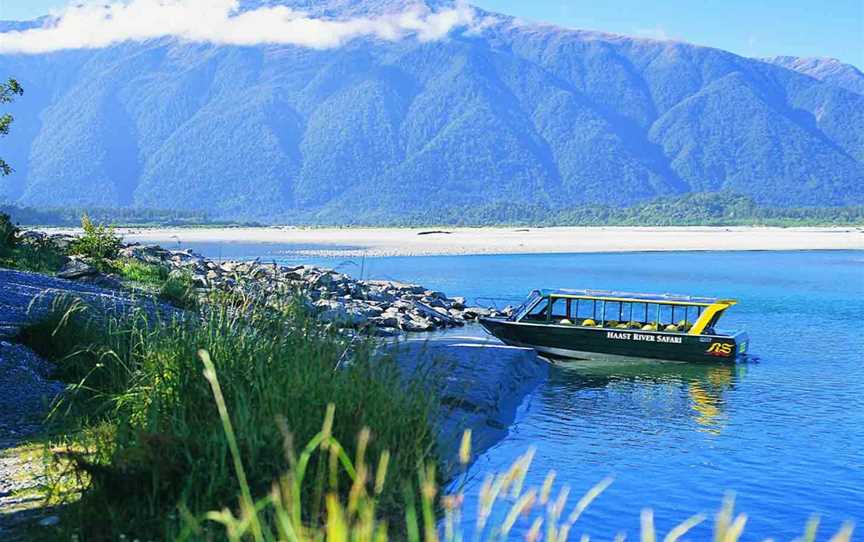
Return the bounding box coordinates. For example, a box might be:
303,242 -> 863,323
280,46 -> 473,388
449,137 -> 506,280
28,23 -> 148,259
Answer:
0,78 -> 24,176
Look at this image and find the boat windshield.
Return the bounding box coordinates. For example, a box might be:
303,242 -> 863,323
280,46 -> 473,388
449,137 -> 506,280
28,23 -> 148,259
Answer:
510,290 -> 542,321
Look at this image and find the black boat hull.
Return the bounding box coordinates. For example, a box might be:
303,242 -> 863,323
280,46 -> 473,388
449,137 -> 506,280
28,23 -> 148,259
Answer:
479,317 -> 748,363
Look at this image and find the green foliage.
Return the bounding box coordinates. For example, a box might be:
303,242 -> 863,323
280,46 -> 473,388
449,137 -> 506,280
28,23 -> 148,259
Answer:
181,403 -> 856,542
4,36 -> 864,215
113,258 -> 169,285
0,204 -> 224,227
21,293 -> 438,539
364,193 -> 864,227
0,212 -> 67,273
0,77 -> 23,176
69,214 -> 122,262
0,211 -> 17,254
159,271 -> 198,310
4,193 -> 864,229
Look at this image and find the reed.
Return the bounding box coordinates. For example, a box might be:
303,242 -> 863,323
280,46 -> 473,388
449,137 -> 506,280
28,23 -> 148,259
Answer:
184,361 -> 856,542
113,258 -> 170,284
22,291 -> 439,539
22,293 -> 857,541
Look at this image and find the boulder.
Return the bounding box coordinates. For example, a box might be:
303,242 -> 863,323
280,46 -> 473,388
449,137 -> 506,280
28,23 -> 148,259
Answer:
57,258 -> 98,280
399,315 -> 434,332
374,327 -> 402,338
77,273 -> 125,290
463,307 -> 492,319
371,315 -> 400,328
314,300 -> 368,327
387,335 -> 548,475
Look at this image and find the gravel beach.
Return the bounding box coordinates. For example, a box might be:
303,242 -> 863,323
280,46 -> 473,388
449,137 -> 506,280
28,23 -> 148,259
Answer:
80,226 -> 864,257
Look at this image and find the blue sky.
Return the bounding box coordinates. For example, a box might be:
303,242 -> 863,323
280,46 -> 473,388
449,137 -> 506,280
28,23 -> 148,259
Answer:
1,0 -> 862,68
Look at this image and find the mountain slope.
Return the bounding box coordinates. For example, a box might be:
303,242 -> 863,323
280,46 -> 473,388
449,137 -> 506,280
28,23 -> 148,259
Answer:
763,56 -> 864,95
1,1 -> 863,221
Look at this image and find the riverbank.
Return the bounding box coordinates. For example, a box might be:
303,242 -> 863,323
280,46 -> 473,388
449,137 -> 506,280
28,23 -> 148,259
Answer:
0,225 -> 544,538
73,226 -> 864,257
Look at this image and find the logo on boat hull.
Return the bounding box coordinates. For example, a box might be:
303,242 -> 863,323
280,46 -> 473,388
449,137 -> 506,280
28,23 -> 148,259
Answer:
706,342 -> 734,356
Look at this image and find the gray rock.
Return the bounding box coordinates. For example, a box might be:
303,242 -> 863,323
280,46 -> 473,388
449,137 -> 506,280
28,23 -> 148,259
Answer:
37,516 -> 59,527
374,327 -> 402,337
387,335 -> 548,475
352,304 -> 383,317
399,315 -> 434,332
464,307 -> 492,318
372,315 -> 400,328
56,258 -> 97,279
121,244 -> 166,265
314,300 -> 368,327
77,273 -> 125,290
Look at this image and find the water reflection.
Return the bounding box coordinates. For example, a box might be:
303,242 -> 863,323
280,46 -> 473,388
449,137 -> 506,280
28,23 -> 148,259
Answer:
543,360 -> 748,434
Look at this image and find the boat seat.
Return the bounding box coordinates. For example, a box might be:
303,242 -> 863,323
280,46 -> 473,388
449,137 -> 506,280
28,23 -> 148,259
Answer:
581,318 -> 597,327
615,323 -> 629,329
627,321 -> 642,329
664,324 -> 680,332
605,320 -> 620,328
677,320 -> 692,331
642,323 -> 659,331
559,318 -> 573,325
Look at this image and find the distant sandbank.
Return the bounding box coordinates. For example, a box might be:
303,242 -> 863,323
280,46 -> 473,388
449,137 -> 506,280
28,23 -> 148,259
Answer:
63,226 -> 864,257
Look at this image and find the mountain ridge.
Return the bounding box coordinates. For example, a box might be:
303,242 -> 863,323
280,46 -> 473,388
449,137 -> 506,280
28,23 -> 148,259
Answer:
1,2 -> 863,222
762,55 -> 864,95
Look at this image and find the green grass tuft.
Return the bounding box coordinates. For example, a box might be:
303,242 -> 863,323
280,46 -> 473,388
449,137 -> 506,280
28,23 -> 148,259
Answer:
113,258 -> 169,285
20,292 -> 439,539
158,271 -> 199,309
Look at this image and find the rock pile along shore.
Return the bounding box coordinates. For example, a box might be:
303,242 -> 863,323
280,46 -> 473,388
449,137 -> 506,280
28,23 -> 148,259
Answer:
27,231 -> 514,336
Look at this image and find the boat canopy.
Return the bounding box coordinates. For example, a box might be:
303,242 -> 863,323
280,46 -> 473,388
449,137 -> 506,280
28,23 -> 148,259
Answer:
538,289 -> 735,306
519,289 -> 738,335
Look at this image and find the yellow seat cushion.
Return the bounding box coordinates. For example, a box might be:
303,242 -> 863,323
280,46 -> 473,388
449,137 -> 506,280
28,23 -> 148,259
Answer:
664,324 -> 680,332
642,323 -> 658,331
581,318 -> 597,327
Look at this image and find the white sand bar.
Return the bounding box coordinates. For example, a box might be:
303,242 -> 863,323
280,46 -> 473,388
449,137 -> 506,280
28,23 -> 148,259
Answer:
98,226 -> 864,257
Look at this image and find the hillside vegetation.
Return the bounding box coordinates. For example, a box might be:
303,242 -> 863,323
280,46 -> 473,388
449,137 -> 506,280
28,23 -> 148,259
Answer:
1,0 -> 863,222
3,193 -> 863,227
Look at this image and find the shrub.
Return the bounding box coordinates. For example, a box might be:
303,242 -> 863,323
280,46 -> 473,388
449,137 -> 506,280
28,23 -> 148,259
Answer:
0,213 -> 67,273
186,400 -> 856,542
0,211 -> 17,254
69,213 -> 121,262
159,271 -> 198,309
114,258 -> 169,285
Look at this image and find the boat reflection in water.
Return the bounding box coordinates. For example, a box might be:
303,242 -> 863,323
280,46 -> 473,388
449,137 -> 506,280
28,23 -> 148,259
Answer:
543,358 -> 748,434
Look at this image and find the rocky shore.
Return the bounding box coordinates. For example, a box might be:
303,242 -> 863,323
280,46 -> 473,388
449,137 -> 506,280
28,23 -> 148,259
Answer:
28,230 -> 513,335
0,230 -> 548,537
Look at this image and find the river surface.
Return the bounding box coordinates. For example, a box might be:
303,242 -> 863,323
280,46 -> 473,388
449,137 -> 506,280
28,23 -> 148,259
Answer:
178,242 -> 863,540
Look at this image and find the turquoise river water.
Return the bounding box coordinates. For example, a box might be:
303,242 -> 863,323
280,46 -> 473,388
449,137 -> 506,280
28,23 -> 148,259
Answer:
180,243 -> 863,540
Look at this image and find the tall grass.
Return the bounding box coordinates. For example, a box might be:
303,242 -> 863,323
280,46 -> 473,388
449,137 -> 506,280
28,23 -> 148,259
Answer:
158,270 -> 199,309
21,293 -> 858,541
113,258 -> 170,284
184,361 -> 856,542
22,292 -> 439,539
0,212 -> 66,273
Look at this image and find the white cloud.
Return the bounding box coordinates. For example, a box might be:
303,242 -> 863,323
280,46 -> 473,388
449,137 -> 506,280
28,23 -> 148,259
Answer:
0,0 -> 478,54
634,25 -> 670,41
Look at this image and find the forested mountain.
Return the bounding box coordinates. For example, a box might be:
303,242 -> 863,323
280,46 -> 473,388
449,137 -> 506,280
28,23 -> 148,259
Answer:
763,56 -> 864,95
1,0 -> 863,222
